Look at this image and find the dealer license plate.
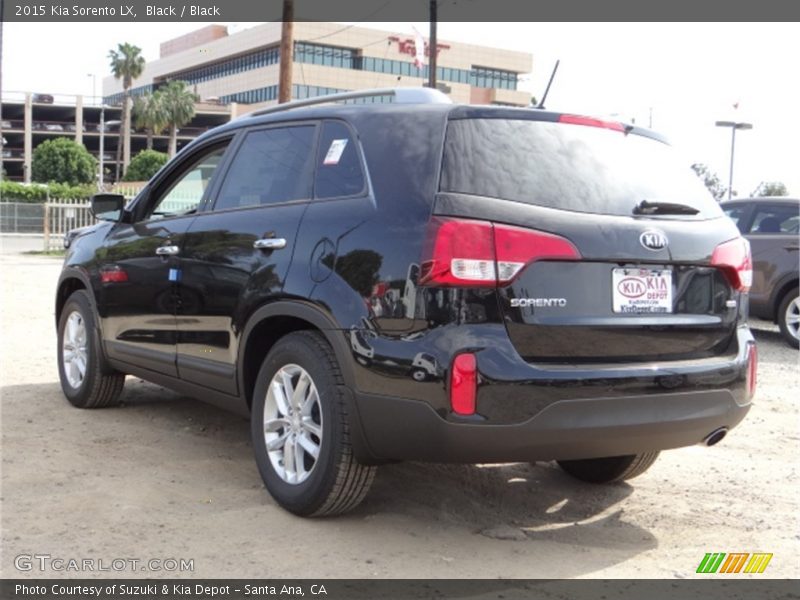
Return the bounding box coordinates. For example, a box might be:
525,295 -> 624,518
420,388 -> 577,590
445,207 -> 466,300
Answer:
612,268 -> 673,314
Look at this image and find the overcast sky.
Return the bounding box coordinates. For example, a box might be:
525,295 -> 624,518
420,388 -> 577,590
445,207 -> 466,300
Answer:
3,21 -> 798,196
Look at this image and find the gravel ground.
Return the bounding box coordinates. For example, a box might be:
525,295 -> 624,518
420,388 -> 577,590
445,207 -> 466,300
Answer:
1,252 -> 798,579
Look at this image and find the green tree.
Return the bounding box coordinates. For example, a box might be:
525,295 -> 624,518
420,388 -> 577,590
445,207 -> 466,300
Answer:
752,181 -> 789,197
691,163 -> 727,200
123,149 -> 169,182
133,92 -> 167,150
108,42 -> 146,179
31,138 -> 96,186
159,80 -> 198,157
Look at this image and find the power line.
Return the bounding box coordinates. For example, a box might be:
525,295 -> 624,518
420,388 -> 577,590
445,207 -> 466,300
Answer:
298,1 -> 395,43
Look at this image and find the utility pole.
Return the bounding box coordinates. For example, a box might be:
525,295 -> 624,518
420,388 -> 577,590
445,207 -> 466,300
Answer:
428,1 -> 438,89
278,0 -> 294,104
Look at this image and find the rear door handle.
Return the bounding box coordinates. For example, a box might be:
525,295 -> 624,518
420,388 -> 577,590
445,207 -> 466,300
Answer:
784,245 -> 799,251
254,238 -> 287,250
155,245 -> 180,256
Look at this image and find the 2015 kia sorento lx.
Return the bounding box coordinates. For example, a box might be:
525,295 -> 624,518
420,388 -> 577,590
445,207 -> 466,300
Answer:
55,88 -> 756,516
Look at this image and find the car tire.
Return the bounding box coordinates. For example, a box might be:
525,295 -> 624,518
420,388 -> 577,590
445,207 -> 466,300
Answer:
57,290 -> 125,408
251,331 -> 376,517
556,452 -> 660,484
777,287 -> 800,349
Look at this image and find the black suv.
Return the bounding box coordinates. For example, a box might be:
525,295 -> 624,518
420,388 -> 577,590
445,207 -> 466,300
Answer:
56,88 -> 757,516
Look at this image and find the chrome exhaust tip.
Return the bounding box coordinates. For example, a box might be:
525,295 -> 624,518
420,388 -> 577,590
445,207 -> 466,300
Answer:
702,427 -> 728,447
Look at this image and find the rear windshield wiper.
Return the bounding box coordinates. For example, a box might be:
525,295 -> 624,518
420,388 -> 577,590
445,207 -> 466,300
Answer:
633,200 -> 700,215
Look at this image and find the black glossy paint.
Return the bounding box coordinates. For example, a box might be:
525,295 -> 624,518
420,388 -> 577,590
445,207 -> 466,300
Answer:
57,103 -> 755,463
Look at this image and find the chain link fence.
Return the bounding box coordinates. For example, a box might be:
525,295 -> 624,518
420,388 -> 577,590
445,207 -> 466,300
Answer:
0,202 -> 46,234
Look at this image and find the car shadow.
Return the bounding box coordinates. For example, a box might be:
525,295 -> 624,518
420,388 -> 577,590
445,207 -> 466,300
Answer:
752,327 -> 784,344
3,380 -> 657,578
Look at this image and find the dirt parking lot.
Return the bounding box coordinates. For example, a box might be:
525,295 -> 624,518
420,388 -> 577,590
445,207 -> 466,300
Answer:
1,250 -> 798,579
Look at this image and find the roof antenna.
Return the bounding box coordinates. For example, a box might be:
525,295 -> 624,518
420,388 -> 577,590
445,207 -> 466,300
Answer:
537,59 -> 560,109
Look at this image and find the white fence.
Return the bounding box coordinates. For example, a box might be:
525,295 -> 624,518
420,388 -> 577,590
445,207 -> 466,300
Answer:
44,199 -> 95,251
5,184 -> 198,251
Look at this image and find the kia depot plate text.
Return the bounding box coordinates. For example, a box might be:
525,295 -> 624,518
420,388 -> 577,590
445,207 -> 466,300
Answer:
612,268 -> 673,313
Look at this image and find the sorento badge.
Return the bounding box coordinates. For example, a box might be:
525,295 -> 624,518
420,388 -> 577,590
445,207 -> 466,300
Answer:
640,230 -> 668,251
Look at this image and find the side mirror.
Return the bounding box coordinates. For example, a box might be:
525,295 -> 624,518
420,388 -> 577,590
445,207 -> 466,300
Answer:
90,193 -> 125,222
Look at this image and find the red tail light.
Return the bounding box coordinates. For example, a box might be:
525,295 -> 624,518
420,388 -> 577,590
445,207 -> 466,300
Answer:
711,237 -> 752,292
419,217 -> 580,287
558,114 -> 625,132
450,353 -> 477,415
746,344 -> 757,399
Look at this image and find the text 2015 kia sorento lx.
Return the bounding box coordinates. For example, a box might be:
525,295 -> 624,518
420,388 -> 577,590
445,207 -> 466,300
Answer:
56,88 -> 756,516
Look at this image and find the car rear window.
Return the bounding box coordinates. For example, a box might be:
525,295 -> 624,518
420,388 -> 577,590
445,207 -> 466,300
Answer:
441,118 -> 723,218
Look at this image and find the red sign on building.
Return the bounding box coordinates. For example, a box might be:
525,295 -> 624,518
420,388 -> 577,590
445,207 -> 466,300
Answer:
388,36 -> 450,61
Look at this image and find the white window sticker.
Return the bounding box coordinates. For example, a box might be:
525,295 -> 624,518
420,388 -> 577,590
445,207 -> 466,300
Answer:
323,139 -> 348,165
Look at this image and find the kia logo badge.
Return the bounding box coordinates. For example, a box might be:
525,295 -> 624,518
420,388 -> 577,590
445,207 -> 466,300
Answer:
640,230 -> 668,251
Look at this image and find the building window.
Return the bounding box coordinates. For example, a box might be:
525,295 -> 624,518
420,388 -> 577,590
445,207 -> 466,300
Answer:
164,46 -> 281,88
113,42 -> 520,104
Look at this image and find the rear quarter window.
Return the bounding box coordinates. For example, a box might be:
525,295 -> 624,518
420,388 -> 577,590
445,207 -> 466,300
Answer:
314,121 -> 365,199
441,118 -> 723,218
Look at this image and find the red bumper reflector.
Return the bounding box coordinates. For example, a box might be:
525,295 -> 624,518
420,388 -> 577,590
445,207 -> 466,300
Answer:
746,344 -> 757,399
451,353 -> 477,416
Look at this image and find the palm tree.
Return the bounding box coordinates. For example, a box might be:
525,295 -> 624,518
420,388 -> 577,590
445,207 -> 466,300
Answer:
133,92 -> 167,150
108,42 -> 145,180
159,81 -> 198,158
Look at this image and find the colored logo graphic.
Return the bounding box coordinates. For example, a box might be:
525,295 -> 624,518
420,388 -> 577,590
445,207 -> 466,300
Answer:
696,552 -> 773,574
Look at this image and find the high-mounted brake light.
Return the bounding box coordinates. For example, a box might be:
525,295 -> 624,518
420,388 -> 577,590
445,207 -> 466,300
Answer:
419,217 -> 580,287
558,114 -> 625,132
711,237 -> 752,292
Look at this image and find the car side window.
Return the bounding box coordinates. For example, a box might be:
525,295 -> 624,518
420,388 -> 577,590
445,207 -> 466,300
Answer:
146,145 -> 228,220
749,205 -> 800,235
314,121 -> 365,199
723,205 -> 750,234
214,125 -> 316,210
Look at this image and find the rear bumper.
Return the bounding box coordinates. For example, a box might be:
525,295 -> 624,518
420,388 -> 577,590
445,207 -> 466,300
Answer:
354,388 -> 751,463
350,326 -> 755,463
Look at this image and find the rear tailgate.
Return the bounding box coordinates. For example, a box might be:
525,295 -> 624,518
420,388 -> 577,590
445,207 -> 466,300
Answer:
437,114 -> 746,363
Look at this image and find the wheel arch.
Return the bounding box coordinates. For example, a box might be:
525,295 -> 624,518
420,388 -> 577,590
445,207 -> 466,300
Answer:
55,268 -> 94,326
770,277 -> 799,322
238,301 -> 356,411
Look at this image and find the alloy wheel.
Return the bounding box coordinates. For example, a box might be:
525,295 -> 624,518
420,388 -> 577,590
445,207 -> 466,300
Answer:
263,364 -> 323,485
785,296 -> 800,342
62,311 -> 88,388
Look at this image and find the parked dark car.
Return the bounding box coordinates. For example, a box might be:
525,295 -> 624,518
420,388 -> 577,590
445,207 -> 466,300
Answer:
32,93 -> 54,104
722,197 -> 799,347
56,88 -> 757,517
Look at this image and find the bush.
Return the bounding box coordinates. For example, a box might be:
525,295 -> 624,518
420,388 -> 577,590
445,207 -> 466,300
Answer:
0,180 -> 95,202
31,138 -> 96,186
123,149 -> 168,182
47,182 -> 96,199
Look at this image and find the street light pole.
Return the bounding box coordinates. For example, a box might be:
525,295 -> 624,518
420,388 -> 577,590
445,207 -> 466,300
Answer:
87,73 -> 96,103
715,120 -> 753,200
98,106 -> 105,190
